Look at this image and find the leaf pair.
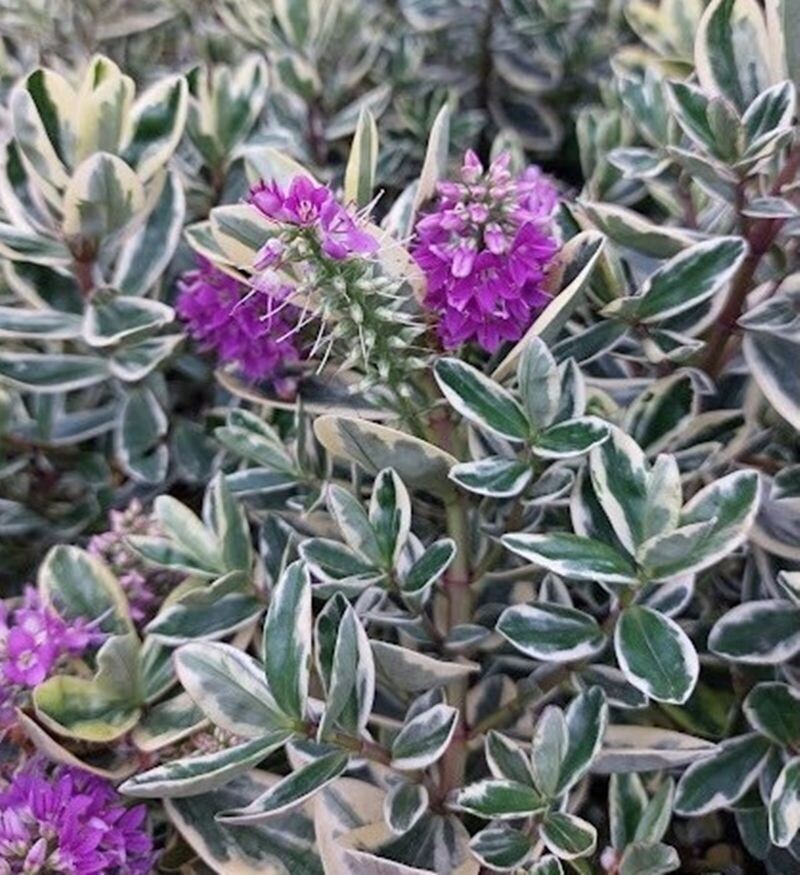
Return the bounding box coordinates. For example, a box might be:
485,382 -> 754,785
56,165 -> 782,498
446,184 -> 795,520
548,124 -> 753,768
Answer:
458,689 -> 607,869
300,467 -> 455,602
436,337 -> 609,498
129,472 -> 253,578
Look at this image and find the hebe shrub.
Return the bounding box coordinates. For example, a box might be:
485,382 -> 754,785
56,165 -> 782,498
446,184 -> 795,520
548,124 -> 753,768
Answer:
0,1 -> 799,873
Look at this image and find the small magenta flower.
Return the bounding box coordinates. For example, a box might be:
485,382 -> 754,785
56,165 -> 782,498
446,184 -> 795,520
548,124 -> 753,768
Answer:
0,759 -> 154,874
412,150 -> 560,352
249,176 -> 377,262
0,588 -> 100,730
177,257 -> 300,388
4,627 -> 55,686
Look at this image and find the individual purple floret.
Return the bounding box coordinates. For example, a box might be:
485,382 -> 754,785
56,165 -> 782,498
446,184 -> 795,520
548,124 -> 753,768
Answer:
177,256 -> 300,387
412,150 -> 560,352
0,759 -> 154,874
249,175 -> 378,262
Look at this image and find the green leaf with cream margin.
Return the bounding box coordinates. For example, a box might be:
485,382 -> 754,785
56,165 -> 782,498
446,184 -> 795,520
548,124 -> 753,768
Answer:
391,703 -> 459,770
708,599 -> 800,664
530,707 -> 569,797
0,353 -> 109,393
434,357 -> 530,442
263,561 -> 312,722
344,107 -> 378,207
83,294 -> 174,348
557,686 -> 609,793
497,602 -> 606,662
456,780 -> 547,820
314,414 -> 457,498
600,236 -> 747,324
502,531 -> 638,584
38,544 -> 134,635
614,606 -> 699,704
588,428 -> 682,556
369,468 -> 412,566
217,751 -> 350,824
120,730 -> 293,798
674,733 -> 772,816
316,599 -> 375,739
61,153 -> 146,255
695,0 -> 772,112
641,470 -> 761,581
469,825 -> 533,871
449,457 -> 533,498
165,771 -> 323,874
540,812 -> 597,860
174,642 -> 293,737
384,782 -> 429,835
33,633 -> 142,742
589,429 -> 760,580
743,682 -> 800,746
769,757 -> 800,847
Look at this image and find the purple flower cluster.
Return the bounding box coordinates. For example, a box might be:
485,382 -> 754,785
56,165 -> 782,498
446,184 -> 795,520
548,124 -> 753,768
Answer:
87,500 -> 178,626
249,175 -> 378,264
177,257 -> 300,387
0,589 -> 99,729
412,150 -> 560,351
0,760 -> 153,874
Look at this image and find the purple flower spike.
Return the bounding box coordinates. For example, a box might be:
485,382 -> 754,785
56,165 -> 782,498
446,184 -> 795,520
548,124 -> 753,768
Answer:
0,759 -> 154,874
412,151 -> 560,352
177,257 -> 300,387
249,176 -> 377,261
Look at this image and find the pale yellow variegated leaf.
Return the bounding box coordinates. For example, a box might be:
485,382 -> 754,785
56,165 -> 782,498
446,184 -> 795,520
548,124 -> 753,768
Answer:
10,82 -> 71,206
412,103 -> 450,215
33,633 -> 142,743
243,145 -> 317,187
166,770 -> 322,874
184,220 -> 235,266
314,415 -> 457,498
345,108 -> 378,207
695,0 -> 772,111
75,56 -> 135,163
124,76 -> 188,181
62,152 -> 146,255
15,709 -> 138,780
210,203 -> 280,267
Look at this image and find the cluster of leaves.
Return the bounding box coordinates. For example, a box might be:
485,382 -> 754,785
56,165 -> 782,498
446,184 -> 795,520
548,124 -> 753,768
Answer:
0,0 -> 624,581
1,1 -> 800,875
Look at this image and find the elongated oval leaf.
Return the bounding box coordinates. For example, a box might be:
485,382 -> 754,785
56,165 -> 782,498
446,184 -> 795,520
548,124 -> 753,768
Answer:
674,733 -> 772,816
709,599 -> 800,664
497,602 -> 606,662
540,812 -> 597,860
391,704 -> 458,771
615,606 -> 699,704
434,358 -> 530,442
263,561 -> 311,721
217,751 -> 349,824
120,731 -> 292,798
175,642 -> 289,736
502,532 -> 638,584
456,779 -> 546,820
